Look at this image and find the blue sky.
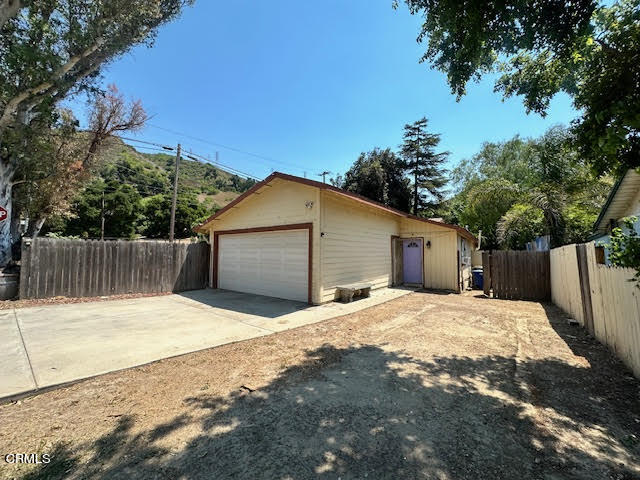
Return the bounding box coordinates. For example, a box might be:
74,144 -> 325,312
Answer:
74,0 -> 578,181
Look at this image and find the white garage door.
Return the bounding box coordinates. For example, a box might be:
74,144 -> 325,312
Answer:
218,229 -> 309,302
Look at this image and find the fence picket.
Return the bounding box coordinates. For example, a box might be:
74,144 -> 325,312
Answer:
551,242 -> 640,378
483,250 -> 550,300
19,239 -> 209,300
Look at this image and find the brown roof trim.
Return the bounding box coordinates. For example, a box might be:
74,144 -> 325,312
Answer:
195,171 -> 477,244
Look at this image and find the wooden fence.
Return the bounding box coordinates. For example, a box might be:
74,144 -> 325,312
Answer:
482,250 -> 551,300
551,242 -> 640,378
19,238 -> 209,300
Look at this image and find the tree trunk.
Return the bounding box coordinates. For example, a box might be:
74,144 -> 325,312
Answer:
26,217 -> 45,239
413,166 -> 419,215
0,0 -> 22,29
10,201 -> 21,260
0,160 -> 15,268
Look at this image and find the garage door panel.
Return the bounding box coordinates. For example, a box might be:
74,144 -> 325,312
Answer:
218,229 -> 308,302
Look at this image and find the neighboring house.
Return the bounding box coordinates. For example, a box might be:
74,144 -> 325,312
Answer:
196,172 -> 477,304
526,235 -> 550,252
591,168 -> 640,263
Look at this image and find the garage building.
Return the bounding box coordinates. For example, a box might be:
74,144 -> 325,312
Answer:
196,172 -> 476,304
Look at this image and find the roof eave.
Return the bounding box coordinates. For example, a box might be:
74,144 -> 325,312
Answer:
194,172 -> 478,245
593,170 -> 627,233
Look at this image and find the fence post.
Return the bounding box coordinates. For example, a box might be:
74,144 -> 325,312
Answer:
18,238 -> 31,299
482,251 -> 491,297
576,243 -> 595,334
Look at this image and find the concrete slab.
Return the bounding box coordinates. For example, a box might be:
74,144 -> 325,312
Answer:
1,287 -> 413,400
0,310 -> 36,397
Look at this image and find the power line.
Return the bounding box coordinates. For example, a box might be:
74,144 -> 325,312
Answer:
130,144 -> 178,154
110,135 -> 175,152
185,150 -> 261,180
111,133 -> 263,180
147,123 -> 308,173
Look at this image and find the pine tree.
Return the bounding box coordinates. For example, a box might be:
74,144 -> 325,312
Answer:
400,117 -> 449,215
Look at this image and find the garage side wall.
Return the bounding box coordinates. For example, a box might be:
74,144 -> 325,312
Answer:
319,192 -> 400,302
400,218 -> 458,291
207,179 -> 322,303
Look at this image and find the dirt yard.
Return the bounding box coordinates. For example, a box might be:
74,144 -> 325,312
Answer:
1,291 -> 639,479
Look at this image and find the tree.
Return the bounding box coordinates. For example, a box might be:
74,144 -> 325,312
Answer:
10,110 -> 88,240
0,0 -> 192,266
339,148 -> 412,212
397,0 -> 639,175
142,193 -> 210,239
400,117 -> 448,215
65,179 -> 142,239
229,175 -> 257,192
606,216 -> 640,288
497,204 -> 545,250
449,126 -> 611,248
457,178 -> 521,248
11,85 -> 147,241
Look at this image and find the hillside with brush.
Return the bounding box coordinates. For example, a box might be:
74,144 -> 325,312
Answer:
44,137 -> 257,239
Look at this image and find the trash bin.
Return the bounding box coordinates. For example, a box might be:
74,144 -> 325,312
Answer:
472,268 -> 483,290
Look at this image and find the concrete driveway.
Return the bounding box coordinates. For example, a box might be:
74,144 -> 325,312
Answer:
0,288 -> 412,400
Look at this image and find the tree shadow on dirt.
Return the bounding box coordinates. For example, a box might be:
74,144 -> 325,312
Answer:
19,341 -> 640,480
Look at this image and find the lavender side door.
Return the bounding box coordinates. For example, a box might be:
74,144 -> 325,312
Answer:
402,238 -> 423,285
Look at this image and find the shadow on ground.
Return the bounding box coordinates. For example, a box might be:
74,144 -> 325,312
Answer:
177,289 -> 309,318
21,324 -> 640,479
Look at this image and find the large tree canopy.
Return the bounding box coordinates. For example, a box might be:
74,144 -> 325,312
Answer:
398,0 -> 639,175
0,0 -> 191,134
0,0 -> 192,266
443,126 -> 612,249
332,148 -> 412,213
400,117 -> 448,215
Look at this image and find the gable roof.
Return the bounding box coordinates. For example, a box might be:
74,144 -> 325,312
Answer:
195,172 -> 477,244
593,168 -> 640,234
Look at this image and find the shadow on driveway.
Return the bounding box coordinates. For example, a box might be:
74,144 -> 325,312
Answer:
177,289 -> 309,319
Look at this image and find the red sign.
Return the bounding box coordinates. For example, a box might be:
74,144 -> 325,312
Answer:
0,206 -> 7,222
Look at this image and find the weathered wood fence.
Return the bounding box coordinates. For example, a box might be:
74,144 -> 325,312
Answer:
19,238 -> 209,299
551,242 -> 640,378
482,250 -> 551,300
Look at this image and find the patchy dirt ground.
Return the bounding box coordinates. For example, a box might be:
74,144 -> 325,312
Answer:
1,291 -> 639,479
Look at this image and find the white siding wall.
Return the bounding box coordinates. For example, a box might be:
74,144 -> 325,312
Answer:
320,192 -> 399,302
208,178 -> 322,303
400,218 -> 458,291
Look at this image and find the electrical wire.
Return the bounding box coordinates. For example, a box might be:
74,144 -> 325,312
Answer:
105,131 -> 264,181
184,150 -> 261,180
147,123 -> 308,174
108,135 -> 175,152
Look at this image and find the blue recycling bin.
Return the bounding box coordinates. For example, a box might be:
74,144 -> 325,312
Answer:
472,268 -> 483,290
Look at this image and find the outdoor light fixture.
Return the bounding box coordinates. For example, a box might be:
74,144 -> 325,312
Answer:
305,201 -> 314,209
426,240 -> 431,249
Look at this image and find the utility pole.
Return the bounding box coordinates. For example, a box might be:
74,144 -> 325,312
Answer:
169,143 -> 181,242
100,190 -> 105,241
318,171 -> 330,183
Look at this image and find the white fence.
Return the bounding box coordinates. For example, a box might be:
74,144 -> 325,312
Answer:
550,245 -> 584,323
551,242 -> 640,378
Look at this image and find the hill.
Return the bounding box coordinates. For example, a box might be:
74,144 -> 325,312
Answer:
43,137 -> 257,239
98,137 -> 256,210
